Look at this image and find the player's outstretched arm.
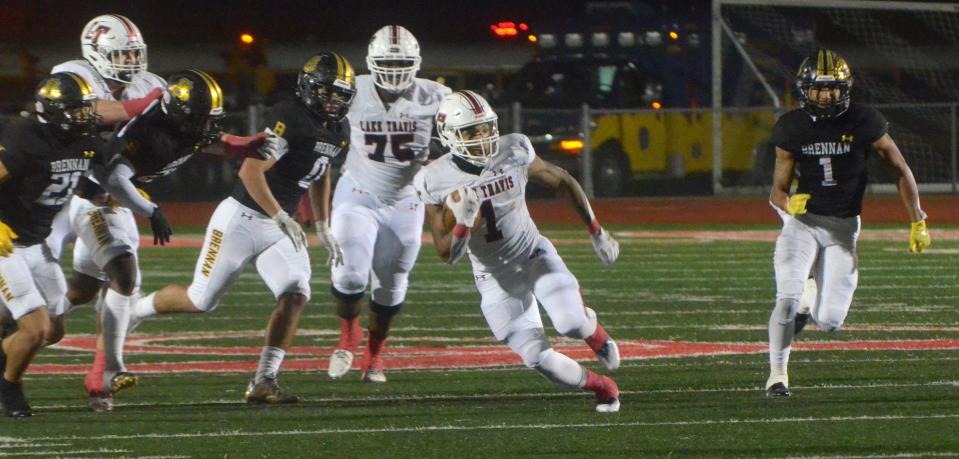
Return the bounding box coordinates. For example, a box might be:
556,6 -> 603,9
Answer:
873,134 -> 930,252
94,88 -> 164,125
528,157 -> 619,265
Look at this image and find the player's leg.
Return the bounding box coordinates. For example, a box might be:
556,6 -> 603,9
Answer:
247,235 -> 312,404
131,198 -> 256,325
813,219 -> 860,332
328,183 -> 378,379
361,197 -> 424,383
529,237 -> 620,372
0,246 -> 54,418
479,270 -> 619,412
768,218 -> 819,396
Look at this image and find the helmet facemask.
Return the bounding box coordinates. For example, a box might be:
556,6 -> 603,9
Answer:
366,56 -> 420,93
444,119 -> 500,167
298,74 -> 356,122
105,45 -> 147,83
795,49 -> 853,120
798,81 -> 851,119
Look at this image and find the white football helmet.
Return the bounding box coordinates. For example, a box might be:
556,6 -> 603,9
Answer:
81,14 -> 147,84
366,25 -> 421,93
436,90 -> 499,167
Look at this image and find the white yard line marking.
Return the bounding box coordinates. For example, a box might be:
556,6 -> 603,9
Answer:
26,380 -> 958,411
7,413 -> 959,442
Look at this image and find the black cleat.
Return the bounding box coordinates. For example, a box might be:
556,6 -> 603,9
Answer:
765,382 -> 791,398
1,378 -> 33,418
794,312 -> 810,334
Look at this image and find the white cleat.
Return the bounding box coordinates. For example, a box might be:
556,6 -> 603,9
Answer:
328,350 -> 354,380
595,338 -> 620,372
595,398 -> 621,413
362,368 -> 387,384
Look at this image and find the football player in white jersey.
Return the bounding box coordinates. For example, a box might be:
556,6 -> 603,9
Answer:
45,14 -> 169,410
326,25 -> 451,383
413,91 -> 623,412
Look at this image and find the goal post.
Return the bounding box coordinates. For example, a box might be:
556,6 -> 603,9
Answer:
713,0 -> 959,194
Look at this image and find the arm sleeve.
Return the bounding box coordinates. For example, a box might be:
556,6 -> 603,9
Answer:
770,117 -> 792,153
97,163 -> 158,217
412,170 -> 442,206
861,106 -> 889,144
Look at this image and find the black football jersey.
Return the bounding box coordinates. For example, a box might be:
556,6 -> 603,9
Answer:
231,99 -> 349,215
770,103 -> 888,218
0,117 -> 105,245
107,103 -> 201,183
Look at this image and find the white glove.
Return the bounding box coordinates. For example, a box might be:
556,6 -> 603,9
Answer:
315,221 -> 344,266
591,228 -> 619,266
272,210 -> 307,252
258,128 -> 289,160
445,187 -> 481,227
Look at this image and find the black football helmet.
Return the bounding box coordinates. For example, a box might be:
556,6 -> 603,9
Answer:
795,48 -> 853,119
35,72 -> 98,139
163,69 -> 225,146
295,52 -> 356,122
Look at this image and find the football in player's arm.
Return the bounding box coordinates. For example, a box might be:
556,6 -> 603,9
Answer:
416,90 -> 622,413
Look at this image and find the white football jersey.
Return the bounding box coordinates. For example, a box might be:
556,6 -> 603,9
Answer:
51,60 -> 166,101
344,74 -> 451,203
413,133 -> 539,271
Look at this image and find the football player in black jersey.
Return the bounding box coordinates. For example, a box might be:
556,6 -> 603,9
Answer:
0,73 -> 106,417
765,49 -> 931,398
41,69 -> 284,412
127,53 -> 354,404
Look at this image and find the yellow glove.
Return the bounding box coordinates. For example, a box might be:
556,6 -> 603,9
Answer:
786,193 -> 811,216
0,221 -> 18,257
909,219 -> 931,253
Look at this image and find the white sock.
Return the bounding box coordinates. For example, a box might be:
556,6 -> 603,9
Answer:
102,289 -> 134,373
254,346 -> 286,384
535,349 -> 588,389
768,298 -> 798,387
132,292 -> 158,321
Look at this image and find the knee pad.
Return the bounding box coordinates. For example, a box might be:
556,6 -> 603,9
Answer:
771,298 -> 800,326
506,328 -> 551,369
331,286 -> 364,303
333,270 -> 368,295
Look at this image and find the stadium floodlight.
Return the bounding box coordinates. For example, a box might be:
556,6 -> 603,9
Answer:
617,32 -> 636,47
591,32 -> 610,47
565,33 -> 584,48
645,31 -> 662,46
539,33 -> 556,48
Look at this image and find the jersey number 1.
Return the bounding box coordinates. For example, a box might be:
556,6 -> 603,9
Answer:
819,157 -> 837,187
479,200 -> 504,242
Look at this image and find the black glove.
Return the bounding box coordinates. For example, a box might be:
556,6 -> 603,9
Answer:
150,206 -> 173,246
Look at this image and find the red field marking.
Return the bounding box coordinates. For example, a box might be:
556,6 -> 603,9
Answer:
36,335 -> 959,375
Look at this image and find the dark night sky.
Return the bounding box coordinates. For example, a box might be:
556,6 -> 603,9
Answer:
0,0 -> 596,45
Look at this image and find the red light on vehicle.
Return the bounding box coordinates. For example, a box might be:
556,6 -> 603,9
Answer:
528,34 -> 538,43
668,31 -> 679,40
490,22 -> 519,37
519,23 -> 529,31
240,33 -> 255,44
559,139 -> 584,153
651,101 -> 663,110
